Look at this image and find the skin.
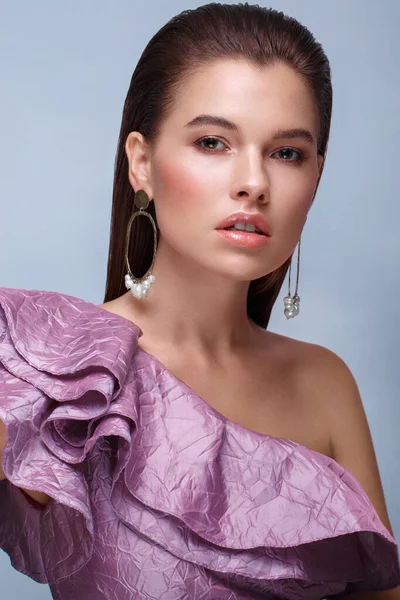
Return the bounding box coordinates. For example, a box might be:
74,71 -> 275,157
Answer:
121,58 -> 324,362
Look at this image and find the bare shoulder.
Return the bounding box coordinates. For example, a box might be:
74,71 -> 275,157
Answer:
261,330 -> 354,397
268,332 -> 395,539
264,331 -> 363,408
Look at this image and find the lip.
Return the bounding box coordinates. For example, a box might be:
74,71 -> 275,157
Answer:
215,229 -> 269,248
215,211 -> 270,236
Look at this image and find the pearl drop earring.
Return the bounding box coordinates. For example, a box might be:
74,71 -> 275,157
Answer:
124,189 -> 157,299
283,236 -> 301,319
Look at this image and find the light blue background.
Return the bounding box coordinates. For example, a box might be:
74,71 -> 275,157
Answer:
1,1 -> 399,597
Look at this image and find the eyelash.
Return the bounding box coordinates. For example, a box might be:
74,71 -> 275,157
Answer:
194,136 -> 305,165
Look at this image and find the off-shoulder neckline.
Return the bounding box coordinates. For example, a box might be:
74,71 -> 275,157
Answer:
137,342 -> 337,462
0,287 -> 330,459
87,296 -> 335,462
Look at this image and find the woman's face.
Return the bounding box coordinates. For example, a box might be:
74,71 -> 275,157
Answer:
130,59 -> 323,282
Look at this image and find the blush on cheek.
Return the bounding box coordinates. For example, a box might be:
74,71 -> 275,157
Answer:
153,157 -> 206,209
152,155 -> 212,254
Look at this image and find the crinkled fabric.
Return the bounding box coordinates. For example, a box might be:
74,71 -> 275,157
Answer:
0,286 -> 399,600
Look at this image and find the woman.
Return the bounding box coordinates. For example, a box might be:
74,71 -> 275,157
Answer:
0,3 -> 399,599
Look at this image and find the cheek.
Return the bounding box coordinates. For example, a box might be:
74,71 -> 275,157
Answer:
275,168 -> 317,224
150,156 -> 214,252
151,152 -> 227,239
268,168 -> 317,265
152,156 -> 206,214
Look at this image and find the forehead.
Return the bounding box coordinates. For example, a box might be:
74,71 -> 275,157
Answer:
166,59 -> 319,134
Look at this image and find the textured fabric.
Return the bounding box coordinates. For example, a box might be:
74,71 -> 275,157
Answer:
0,286 -> 399,600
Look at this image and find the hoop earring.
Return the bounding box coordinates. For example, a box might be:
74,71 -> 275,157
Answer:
124,189 -> 157,299
283,236 -> 301,319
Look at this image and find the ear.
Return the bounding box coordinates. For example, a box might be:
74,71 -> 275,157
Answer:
125,131 -> 154,199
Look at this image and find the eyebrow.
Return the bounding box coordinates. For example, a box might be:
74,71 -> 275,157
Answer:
185,114 -> 315,145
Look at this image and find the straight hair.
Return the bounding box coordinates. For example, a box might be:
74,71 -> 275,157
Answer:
104,2 -> 332,328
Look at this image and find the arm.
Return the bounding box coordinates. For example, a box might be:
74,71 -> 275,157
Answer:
317,347 -> 400,599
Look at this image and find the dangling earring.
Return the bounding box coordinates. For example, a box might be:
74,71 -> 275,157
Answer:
124,189 -> 157,299
283,236 -> 301,319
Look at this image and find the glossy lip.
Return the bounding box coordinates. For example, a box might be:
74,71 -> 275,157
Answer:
215,211 -> 271,236
216,229 -> 269,248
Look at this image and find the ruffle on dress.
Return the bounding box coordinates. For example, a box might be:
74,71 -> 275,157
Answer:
0,286 -> 399,599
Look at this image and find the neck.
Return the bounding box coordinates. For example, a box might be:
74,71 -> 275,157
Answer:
124,242 -> 265,363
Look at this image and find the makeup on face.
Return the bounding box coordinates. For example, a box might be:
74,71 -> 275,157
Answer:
215,228 -> 270,248
148,59 -> 321,280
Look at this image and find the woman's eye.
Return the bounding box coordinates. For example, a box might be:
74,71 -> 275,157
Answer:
272,148 -> 304,163
195,136 -> 227,152
195,139 -> 304,163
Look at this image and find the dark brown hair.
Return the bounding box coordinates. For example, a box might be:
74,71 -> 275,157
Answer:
104,2 -> 332,328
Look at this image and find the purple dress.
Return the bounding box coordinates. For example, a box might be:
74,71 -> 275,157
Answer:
0,287 -> 399,600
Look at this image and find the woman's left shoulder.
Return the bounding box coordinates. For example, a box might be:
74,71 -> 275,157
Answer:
264,331 -> 356,394
262,331 -> 354,395
277,334 -> 397,542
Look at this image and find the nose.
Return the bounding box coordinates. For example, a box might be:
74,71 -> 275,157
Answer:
230,152 -> 270,205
